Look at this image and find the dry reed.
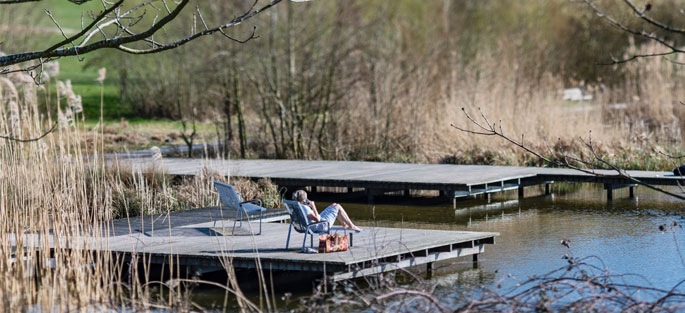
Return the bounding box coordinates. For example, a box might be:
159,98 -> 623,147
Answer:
0,70 -> 280,311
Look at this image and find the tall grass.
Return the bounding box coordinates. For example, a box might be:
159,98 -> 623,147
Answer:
0,70 -> 120,309
0,70 -> 282,311
337,40 -> 685,170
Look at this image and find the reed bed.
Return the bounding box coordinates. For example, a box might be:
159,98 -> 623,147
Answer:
0,70 -> 282,311
336,42 -> 685,170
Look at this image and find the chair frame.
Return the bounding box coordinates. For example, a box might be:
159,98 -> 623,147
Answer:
213,181 -> 265,235
283,200 -> 331,252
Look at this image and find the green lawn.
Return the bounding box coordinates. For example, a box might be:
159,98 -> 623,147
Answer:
33,1 -> 130,119
15,2 -> 217,152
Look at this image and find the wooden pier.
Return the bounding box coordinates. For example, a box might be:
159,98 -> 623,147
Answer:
98,207 -> 497,281
122,158 -> 685,204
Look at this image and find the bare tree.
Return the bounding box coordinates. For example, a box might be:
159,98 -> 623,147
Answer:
0,0 -> 284,76
247,0 -> 356,159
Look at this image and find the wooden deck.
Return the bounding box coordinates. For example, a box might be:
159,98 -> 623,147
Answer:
92,208 -> 497,281
120,158 -> 685,202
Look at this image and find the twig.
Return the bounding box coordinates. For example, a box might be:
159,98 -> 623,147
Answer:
452,107 -> 685,200
0,121 -> 58,142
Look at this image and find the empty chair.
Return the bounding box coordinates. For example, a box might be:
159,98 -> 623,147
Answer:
213,181 -> 266,235
283,200 -> 331,252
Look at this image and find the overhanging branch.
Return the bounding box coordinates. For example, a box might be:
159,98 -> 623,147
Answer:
0,0 -> 283,69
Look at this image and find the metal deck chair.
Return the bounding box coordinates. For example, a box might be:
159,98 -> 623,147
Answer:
283,200 -> 331,252
213,181 -> 266,235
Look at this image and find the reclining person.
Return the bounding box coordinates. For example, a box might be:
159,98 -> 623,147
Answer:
293,190 -> 362,232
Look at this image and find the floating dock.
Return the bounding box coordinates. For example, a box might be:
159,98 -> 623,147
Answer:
122,158 -> 685,204
100,207 -> 497,281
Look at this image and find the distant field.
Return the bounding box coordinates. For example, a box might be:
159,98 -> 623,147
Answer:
8,2 -> 218,152
32,1 -> 129,119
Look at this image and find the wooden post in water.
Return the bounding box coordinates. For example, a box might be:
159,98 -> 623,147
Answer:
605,184 -> 613,201
426,262 -> 434,278
472,254 -> 479,269
366,189 -> 374,204
629,186 -> 635,199
518,186 -> 524,199
545,183 -> 551,195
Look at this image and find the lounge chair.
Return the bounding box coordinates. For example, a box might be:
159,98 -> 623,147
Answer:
213,181 -> 266,235
283,200 -> 361,252
283,200 -> 331,252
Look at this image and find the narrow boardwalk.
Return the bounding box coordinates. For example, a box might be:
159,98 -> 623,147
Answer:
121,158 -> 684,201
95,208 -> 497,281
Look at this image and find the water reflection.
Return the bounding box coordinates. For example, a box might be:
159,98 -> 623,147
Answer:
340,184 -> 685,292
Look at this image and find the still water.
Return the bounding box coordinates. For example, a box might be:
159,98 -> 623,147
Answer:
195,184 -> 685,309
342,184 -> 684,291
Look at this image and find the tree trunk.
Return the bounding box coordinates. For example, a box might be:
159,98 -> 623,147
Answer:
234,71 -> 247,159
286,0 -> 298,158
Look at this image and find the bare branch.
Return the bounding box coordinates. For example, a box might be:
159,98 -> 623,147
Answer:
0,0 -> 283,69
621,0 -> 685,35
0,122 -> 58,142
0,0 -> 92,4
453,108 -> 685,200
114,1 -> 273,55
0,0 -> 39,3
43,0 -> 124,55
598,51 -> 678,65
582,0 -> 685,65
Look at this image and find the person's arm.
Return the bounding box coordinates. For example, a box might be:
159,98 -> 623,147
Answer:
307,212 -> 320,222
308,200 -> 319,215
305,200 -> 320,221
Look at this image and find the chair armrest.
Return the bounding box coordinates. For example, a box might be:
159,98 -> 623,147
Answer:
240,199 -> 263,207
239,201 -> 266,214
306,221 -> 329,234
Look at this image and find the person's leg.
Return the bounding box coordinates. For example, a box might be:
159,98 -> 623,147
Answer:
321,203 -> 346,228
332,203 -> 362,231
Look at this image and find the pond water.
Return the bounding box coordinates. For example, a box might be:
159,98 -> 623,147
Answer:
193,184 -> 685,310
344,185 -> 685,291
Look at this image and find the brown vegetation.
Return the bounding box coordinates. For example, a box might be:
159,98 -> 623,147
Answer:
99,0 -> 685,170
0,72 -> 280,310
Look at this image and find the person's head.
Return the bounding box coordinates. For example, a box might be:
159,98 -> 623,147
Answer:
292,190 -> 308,202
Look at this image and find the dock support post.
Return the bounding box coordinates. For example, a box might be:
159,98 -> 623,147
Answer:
347,187 -> 352,193
485,193 -> 491,202
629,186 -> 635,199
366,189 -> 374,204
472,254 -> 479,269
404,189 -> 411,197
312,186 -> 318,193
606,184 -> 613,201
545,183 -> 551,195
426,262 -> 433,278
518,186 -> 524,199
